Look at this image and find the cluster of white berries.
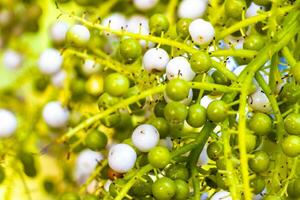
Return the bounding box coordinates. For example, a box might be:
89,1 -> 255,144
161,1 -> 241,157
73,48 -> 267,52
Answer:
108,124 -> 160,173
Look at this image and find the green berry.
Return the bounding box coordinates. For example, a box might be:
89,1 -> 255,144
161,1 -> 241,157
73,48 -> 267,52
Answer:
104,73 -> 130,97
119,38 -> 142,63
85,130 -> 107,151
148,146 -> 171,168
249,112 -> 272,136
207,100 -> 228,122
190,52 -> 212,73
166,79 -> 190,101
152,177 -> 176,200
187,104 -> 206,128
164,102 -> 188,123
149,14 -> 169,36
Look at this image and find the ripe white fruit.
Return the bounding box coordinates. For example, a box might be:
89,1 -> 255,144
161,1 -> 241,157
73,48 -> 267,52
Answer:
2,50 -> 22,70
178,0 -> 207,19
166,56 -> 195,81
74,149 -> 103,184
49,21 -> 68,43
0,109 -> 17,137
102,13 -> 127,34
38,48 -> 63,75
133,0 -> 159,11
42,101 -> 69,128
81,59 -> 101,76
126,15 -> 154,48
51,70 -> 66,88
131,124 -> 160,152
158,137 -> 173,150
142,48 -> 169,72
248,88 -> 272,113
67,24 -> 90,44
189,19 -> 215,45
246,2 -> 265,18
108,143 -> 137,173
211,190 -> 232,200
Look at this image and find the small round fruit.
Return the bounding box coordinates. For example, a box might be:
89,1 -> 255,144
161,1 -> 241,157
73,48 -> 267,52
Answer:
249,151 -> 270,173
243,34 -> 265,51
66,24 -> 90,47
132,124 -> 160,152
246,133 -> 257,153
174,179 -> 189,200
176,18 -> 192,39
49,21 -> 68,44
130,175 -> 153,197
190,52 -> 211,73
212,70 -> 230,86
98,93 -> 119,110
166,79 -> 190,101
85,130 -> 107,151
119,38 -> 142,63
149,14 -> 169,36
189,19 -> 215,45
249,112 -> 272,136
154,101 -> 167,117
178,0 -> 207,19
2,50 -> 23,70
0,109 -> 17,138
248,89 -> 272,113
142,47 -> 169,72
133,0 -> 159,11
165,164 -> 189,181
85,75 -> 104,97
187,104 -> 206,128
42,101 -> 69,128
38,48 -> 63,75
148,146 -> 171,168
104,73 -> 130,97
281,135 -> 300,157
152,177 -> 176,200
108,144 -> 137,173
166,56 -> 195,81
206,100 -> 228,122
164,102 -> 188,123
225,0 -> 247,19
207,141 -> 223,161
284,113 -> 300,135
60,192 -> 80,200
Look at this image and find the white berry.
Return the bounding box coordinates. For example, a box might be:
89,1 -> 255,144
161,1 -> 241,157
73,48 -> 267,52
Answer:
178,0 -> 207,19
158,137 -> 173,150
38,48 -> 63,75
166,56 -> 195,81
143,48 -> 169,72
102,13 -> 127,34
133,0 -> 159,11
81,59 -> 101,76
126,15 -> 154,48
189,19 -> 215,45
0,109 -> 17,137
74,149 -> 103,184
51,70 -> 66,88
67,24 -> 90,45
108,143 -> 137,173
131,124 -> 160,152
42,101 -> 69,128
248,88 -> 272,113
246,2 -> 265,18
211,191 -> 232,200
49,21 -> 68,43
2,50 -> 23,70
